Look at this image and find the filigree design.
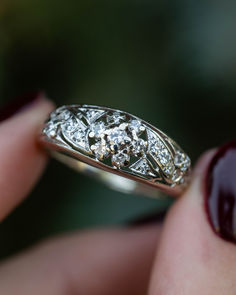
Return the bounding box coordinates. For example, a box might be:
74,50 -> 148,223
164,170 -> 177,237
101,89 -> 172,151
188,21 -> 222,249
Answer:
43,105 -> 191,186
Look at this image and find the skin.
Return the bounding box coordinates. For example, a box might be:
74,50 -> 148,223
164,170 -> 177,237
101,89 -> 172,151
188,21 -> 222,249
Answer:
0,96 -> 235,294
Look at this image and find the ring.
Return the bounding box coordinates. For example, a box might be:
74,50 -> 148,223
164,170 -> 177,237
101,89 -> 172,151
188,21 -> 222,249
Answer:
39,104 -> 191,198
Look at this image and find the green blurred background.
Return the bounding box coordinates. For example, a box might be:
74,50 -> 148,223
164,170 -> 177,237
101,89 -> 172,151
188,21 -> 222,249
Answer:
0,0 -> 235,258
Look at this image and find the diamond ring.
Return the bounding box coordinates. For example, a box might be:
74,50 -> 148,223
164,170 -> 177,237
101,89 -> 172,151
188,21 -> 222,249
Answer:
39,104 -> 191,198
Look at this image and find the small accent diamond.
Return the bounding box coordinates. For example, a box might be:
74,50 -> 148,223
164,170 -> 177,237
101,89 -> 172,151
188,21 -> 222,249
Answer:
130,158 -> 156,177
61,117 -> 78,133
91,121 -> 106,138
70,131 -> 87,149
159,149 -> 172,165
51,108 -> 70,121
79,108 -> 104,122
107,112 -> 125,125
132,138 -> 147,156
150,142 -> 172,165
58,110 -> 71,121
61,116 -> 90,152
147,130 -> 172,166
91,141 -> 108,160
44,109 -> 74,138
128,120 -> 143,133
147,130 -> 164,151
163,163 -> 175,176
174,151 -> 191,172
112,151 -> 130,168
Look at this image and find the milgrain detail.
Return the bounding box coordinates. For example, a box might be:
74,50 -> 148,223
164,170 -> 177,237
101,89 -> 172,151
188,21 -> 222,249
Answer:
43,105 -> 191,187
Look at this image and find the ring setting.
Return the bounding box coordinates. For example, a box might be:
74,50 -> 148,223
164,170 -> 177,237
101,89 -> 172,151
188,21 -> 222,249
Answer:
40,104 -> 191,198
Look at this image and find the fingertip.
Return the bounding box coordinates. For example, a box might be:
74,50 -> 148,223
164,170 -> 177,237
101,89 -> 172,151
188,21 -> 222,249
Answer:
0,93 -> 55,220
148,148 -> 228,294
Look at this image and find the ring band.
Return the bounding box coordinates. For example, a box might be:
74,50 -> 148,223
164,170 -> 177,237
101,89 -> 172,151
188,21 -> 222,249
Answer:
39,104 -> 191,198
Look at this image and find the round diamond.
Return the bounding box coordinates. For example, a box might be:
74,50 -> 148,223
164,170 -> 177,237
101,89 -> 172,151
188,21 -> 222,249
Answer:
91,121 -> 106,138
181,160 -> 190,172
174,152 -> 185,166
107,127 -> 128,146
92,141 -> 108,159
132,138 -> 147,156
174,152 -> 191,172
112,151 -> 130,168
128,120 -> 143,133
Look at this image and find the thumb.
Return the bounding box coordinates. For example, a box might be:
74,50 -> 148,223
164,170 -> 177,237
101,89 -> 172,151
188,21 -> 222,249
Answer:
149,141 -> 236,295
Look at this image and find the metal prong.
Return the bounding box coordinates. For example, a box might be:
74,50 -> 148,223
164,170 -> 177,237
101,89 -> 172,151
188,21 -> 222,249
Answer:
89,131 -> 95,138
140,126 -> 145,132
49,130 -> 56,138
119,123 -> 128,130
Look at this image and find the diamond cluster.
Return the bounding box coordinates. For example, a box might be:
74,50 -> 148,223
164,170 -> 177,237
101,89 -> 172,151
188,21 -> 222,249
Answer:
43,106 -> 191,185
90,117 -> 147,168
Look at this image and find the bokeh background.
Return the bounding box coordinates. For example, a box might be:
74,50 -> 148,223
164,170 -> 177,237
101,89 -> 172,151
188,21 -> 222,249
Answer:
0,0 -> 235,258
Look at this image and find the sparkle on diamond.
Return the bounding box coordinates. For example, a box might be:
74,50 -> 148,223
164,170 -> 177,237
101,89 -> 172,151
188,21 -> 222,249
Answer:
112,151 -> 130,168
107,127 -> 129,146
89,115 -> 147,168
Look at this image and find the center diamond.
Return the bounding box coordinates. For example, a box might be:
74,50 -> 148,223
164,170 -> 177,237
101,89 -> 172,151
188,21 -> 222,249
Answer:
107,127 -> 130,146
89,115 -> 146,168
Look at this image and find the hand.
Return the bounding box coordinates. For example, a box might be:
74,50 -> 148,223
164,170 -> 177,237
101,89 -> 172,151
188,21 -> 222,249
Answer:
0,92 -> 235,295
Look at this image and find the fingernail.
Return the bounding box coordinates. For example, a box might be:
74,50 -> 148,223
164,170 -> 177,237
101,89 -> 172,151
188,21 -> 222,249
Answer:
127,211 -> 167,226
0,91 -> 44,122
205,140 -> 236,243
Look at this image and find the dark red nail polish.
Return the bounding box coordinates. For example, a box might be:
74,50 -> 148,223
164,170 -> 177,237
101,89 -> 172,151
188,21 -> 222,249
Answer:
205,140 -> 236,243
0,91 -> 44,122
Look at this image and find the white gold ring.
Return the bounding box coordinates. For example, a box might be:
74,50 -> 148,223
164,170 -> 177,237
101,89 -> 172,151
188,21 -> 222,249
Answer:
39,104 -> 191,198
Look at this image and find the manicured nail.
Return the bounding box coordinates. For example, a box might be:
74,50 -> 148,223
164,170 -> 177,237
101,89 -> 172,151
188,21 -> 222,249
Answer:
0,91 -> 44,122
205,140 -> 236,243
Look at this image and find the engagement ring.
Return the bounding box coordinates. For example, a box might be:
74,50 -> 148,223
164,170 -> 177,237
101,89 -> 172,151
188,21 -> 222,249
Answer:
39,104 -> 191,198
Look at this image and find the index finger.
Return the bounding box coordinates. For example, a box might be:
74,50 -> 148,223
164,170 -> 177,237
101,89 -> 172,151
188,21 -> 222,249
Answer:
0,92 -> 54,220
